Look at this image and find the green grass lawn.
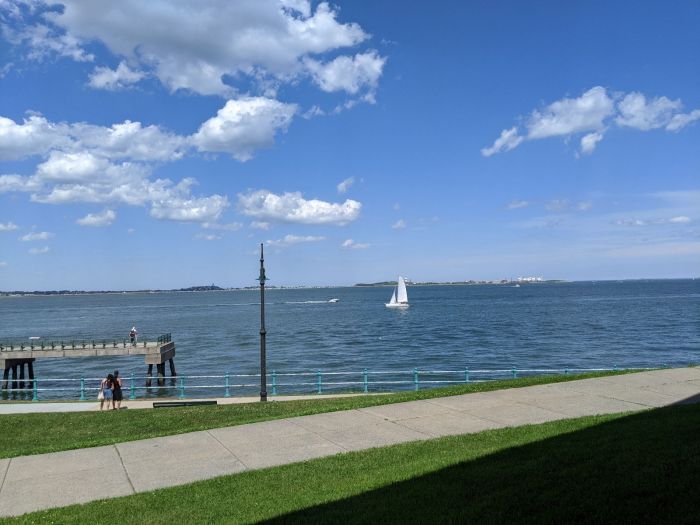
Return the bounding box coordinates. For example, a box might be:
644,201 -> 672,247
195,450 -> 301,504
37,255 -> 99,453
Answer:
0,372 -> 636,458
3,402 -> 698,524
0,371 -> 633,459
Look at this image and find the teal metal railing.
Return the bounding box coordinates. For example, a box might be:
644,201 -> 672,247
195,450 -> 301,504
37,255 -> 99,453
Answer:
0,365 -> 666,402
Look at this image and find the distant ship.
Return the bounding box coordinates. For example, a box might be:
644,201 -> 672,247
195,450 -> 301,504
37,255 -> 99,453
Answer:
328,298 -> 339,303
385,276 -> 410,308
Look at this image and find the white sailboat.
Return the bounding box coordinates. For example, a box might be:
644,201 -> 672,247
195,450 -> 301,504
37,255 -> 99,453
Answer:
385,276 -> 410,308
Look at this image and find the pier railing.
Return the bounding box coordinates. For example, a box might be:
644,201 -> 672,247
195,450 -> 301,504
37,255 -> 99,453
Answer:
0,365 -> 662,402
0,334 -> 170,351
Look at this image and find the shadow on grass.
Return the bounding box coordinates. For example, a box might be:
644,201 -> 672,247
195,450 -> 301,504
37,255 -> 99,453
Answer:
265,403 -> 700,524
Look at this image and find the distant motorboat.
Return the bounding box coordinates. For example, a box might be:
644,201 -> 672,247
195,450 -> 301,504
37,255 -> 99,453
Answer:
328,298 -> 340,303
386,276 -> 410,308
512,284 -> 521,288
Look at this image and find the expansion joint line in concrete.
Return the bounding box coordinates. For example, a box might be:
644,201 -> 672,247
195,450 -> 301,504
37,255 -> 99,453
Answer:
422,398 -> 508,427
0,458 -> 10,495
286,419 -> 351,453
113,445 -> 136,494
205,430 -> 250,470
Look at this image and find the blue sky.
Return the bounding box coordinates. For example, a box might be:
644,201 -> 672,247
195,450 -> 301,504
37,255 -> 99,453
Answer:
0,0 -> 698,290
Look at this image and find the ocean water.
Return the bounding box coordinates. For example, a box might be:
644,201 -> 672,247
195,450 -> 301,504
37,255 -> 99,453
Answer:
1,280 -> 698,397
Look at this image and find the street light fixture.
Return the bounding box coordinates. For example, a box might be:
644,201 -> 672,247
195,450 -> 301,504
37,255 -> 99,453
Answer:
258,243 -> 268,402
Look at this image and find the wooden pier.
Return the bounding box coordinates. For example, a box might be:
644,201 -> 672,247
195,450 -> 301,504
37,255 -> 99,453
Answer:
0,334 -> 176,389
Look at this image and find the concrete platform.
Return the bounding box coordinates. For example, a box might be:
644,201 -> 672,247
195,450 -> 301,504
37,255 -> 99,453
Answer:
0,367 -> 698,517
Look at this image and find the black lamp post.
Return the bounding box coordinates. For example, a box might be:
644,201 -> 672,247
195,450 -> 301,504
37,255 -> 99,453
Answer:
258,243 -> 268,402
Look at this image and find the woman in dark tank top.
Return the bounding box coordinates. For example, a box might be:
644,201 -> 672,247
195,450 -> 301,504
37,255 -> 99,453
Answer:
112,370 -> 123,410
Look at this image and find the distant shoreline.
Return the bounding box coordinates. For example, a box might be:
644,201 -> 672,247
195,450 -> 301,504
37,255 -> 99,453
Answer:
1,278 -> 696,297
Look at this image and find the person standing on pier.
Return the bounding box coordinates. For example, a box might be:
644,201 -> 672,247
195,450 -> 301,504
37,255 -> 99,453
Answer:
129,326 -> 138,345
112,370 -> 123,410
98,373 -> 114,411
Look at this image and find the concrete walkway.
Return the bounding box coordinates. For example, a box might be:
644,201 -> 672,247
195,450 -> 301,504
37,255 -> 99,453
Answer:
1,367 -> 699,517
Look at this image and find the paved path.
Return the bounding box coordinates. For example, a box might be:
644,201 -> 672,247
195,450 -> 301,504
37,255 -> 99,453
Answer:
1,367 -> 699,517
0,393 -> 376,415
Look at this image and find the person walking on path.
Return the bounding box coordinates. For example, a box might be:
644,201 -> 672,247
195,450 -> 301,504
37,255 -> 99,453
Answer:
112,370 -> 123,410
98,373 -> 114,411
129,326 -> 138,345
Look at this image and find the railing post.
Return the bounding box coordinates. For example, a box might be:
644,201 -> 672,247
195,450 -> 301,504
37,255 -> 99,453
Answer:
80,376 -> 85,401
464,368 -> 470,383
414,368 -> 419,391
32,378 -> 38,402
363,368 -> 368,393
272,370 -> 277,396
179,376 -> 185,399
129,373 -> 136,400
512,368 -> 517,379
224,373 -> 230,398
317,370 -> 322,394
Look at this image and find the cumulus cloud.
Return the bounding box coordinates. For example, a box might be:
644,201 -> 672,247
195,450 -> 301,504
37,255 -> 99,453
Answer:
150,194 -> 229,222
250,221 -> 271,230
14,0 -> 373,96
506,200 -> 528,210
238,189 -> 361,225
615,92 -> 681,130
481,127 -> 523,157
88,61 -> 145,90
0,221 -> 19,231
391,219 -> 406,229
20,231 -> 54,241
341,238 -> 369,249
337,176 -> 354,194
76,209 -> 116,227
666,109 -> 700,132
305,50 -> 386,96
580,132 -> 604,155
267,234 -> 325,247
482,86 -> 700,156
201,222 -> 242,231
192,98 -> 297,161
28,246 -> 50,254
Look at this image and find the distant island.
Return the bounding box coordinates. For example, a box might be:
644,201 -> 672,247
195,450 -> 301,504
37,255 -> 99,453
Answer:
355,278 -> 564,287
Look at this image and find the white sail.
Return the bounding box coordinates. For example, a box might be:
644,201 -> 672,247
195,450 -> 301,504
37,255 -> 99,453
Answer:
396,276 -> 408,304
385,276 -> 409,307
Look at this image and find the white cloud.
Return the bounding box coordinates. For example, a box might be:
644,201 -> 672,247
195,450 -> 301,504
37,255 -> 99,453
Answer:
0,261 -> 7,267
527,87 -> 614,140
28,0 -> 370,96
0,221 -> 19,231
482,86 -> 699,156
238,189 -> 361,225
0,115 -> 71,161
481,126 -> 523,157
20,231 -> 54,241
76,209 -> 116,227
192,98 -> 297,161
506,200 -> 528,210
545,199 -> 569,212
391,219 -> 406,229
250,221 -> 271,230
267,234 -> 325,247
305,50 -> 386,95
614,216 -> 692,227
337,176 -> 354,194
341,238 -> 369,249
669,216 -> 691,223
580,132 -> 604,155
28,246 -> 50,254
666,109 -> 700,132
88,61 -> 145,90
577,201 -> 593,211
615,92 -> 681,130
194,233 -> 221,241
150,194 -> 229,222
202,222 -> 242,231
